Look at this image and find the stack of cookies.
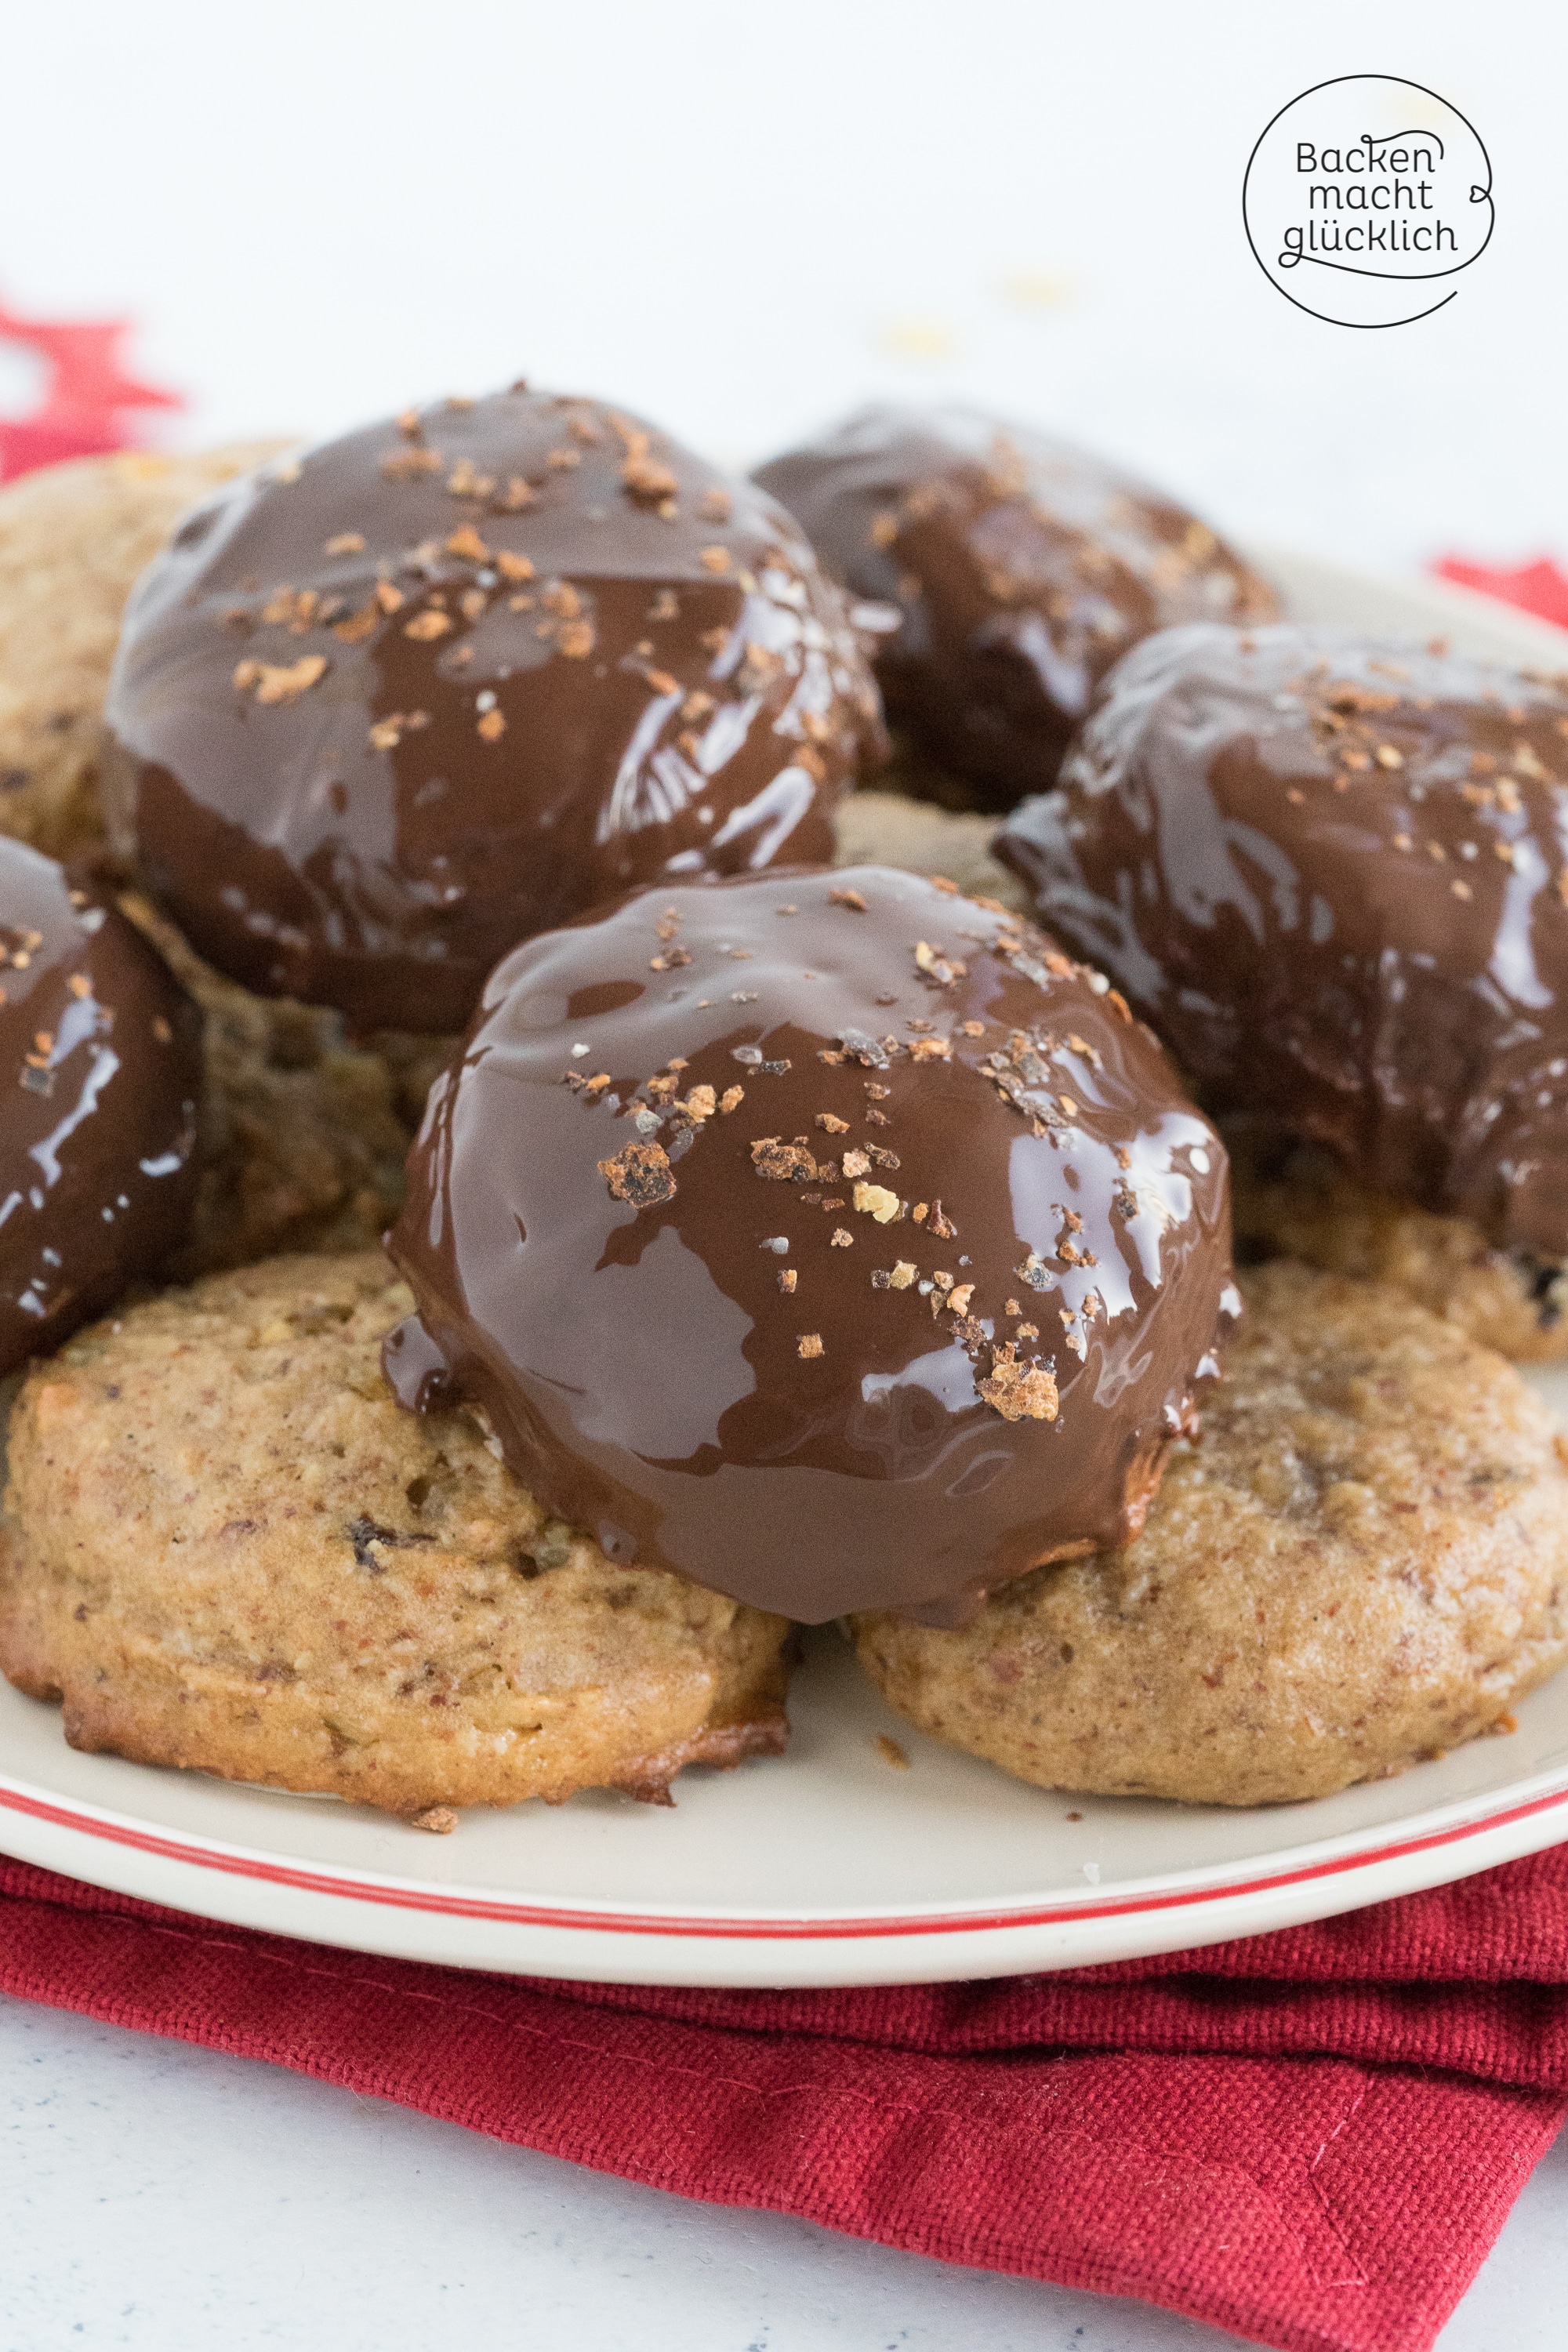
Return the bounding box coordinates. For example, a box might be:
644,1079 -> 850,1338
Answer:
1,390 -> 1564,1825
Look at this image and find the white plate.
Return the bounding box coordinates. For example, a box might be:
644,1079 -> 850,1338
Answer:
3,554 -> 1567,1989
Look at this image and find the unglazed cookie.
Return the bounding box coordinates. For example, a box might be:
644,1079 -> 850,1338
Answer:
1227,1120 -> 1568,1364
0,442 -> 287,862
833,788 -> 1026,911
0,1253 -> 792,1817
852,1263 -> 1568,1805
121,895 -> 439,1278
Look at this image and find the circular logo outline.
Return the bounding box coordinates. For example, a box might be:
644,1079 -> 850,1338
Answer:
1243,74 -> 1494,329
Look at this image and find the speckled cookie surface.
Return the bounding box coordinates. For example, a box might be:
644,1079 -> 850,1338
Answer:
0,442 -> 287,861
0,1253 -> 792,1816
833,786 -> 1025,909
853,1263 -> 1568,1806
1227,1121 -> 1568,1365
121,895 -> 446,1277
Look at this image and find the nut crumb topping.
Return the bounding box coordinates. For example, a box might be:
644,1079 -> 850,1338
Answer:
232,655 -> 328,705
598,1142 -> 677,1207
978,1345 -> 1058,1423
852,1181 -> 902,1223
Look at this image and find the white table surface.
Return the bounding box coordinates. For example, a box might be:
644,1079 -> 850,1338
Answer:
2,1990 -> 1561,2351
4,2 -> 1565,2343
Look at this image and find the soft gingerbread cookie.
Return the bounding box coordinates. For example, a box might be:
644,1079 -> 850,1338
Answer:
0,441 -> 286,861
1227,1121 -> 1568,1366
122,895 -> 445,1277
832,786 -> 1025,910
853,1263 -> 1568,1806
0,1253 -> 792,1817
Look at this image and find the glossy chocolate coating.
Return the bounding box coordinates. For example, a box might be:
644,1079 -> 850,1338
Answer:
0,840 -> 201,1373
104,388 -> 885,1036
753,405 -> 1277,811
383,865 -> 1233,1621
998,624 -> 1568,1258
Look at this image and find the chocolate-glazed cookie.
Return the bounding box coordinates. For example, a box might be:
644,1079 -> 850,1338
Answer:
0,840 -> 201,1372
753,406 -> 1276,811
383,866 -> 1234,1623
103,388 -> 885,1035
997,624 -> 1568,1265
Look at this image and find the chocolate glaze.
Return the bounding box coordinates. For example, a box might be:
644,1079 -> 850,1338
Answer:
753,405 -> 1277,811
0,840 -> 201,1374
104,387 -> 885,1036
383,865 -> 1233,1621
997,624 -> 1568,1258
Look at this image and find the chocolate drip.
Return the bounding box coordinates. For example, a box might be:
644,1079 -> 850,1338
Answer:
384,864 -> 1233,1621
0,840 -> 202,1373
105,387 -> 885,1034
754,405 -> 1276,810
998,624 -> 1568,1258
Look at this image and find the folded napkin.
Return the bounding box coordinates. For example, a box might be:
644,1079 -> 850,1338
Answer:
3,1846 -> 1566,2352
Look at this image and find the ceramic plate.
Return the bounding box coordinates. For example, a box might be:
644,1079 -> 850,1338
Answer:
3,550 -> 1566,1989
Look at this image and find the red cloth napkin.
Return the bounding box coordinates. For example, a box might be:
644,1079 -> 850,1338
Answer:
2,1846 -> 1566,2352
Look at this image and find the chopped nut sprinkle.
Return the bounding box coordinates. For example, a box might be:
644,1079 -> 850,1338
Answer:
752,1138 -> 818,1181
477,709 -> 506,742
232,655 -> 328,705
853,1181 -> 902,1223
332,602 -> 379,644
797,1333 -> 824,1359
382,445 -> 443,482
779,1267 -> 797,1293
598,1142 -> 676,1207
978,1345 -> 1058,1423
405,609 -> 453,641
719,1085 -> 744,1113
830,1227 -> 853,1247
816,1112 -> 850,1134
829,887 -> 869,912
325,532 -> 365,555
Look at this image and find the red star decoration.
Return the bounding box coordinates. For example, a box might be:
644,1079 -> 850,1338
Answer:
1435,555 -> 1568,635
0,299 -> 184,482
